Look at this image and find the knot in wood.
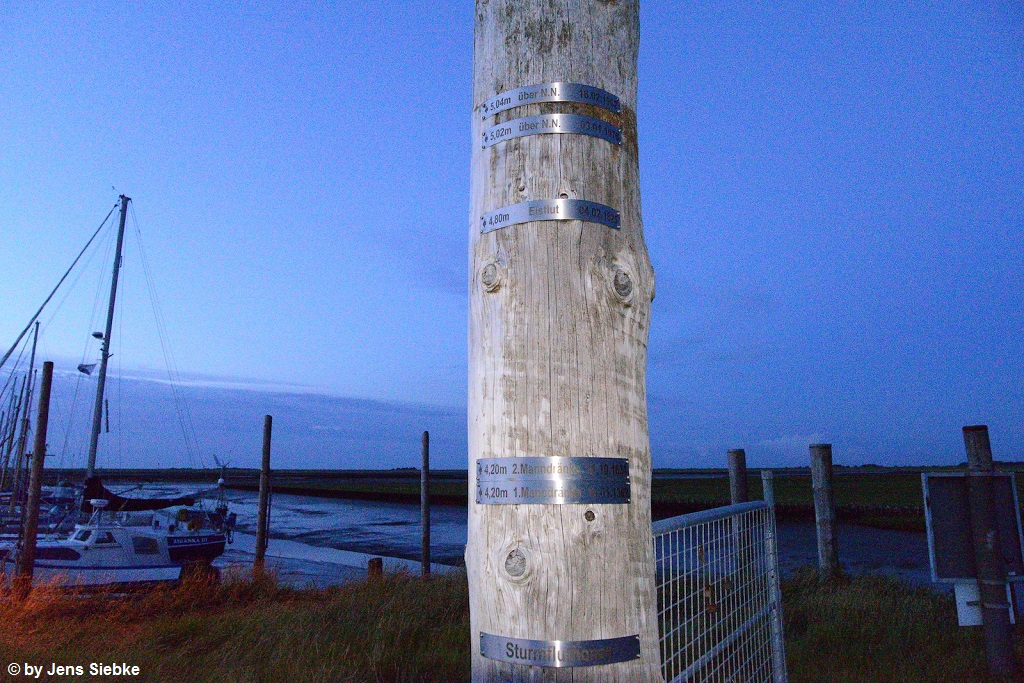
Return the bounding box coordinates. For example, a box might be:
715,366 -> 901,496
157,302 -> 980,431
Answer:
481,263 -> 501,292
613,268 -> 633,299
504,548 -> 527,577
584,510 -> 596,522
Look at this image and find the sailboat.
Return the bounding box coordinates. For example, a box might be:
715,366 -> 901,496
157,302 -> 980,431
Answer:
1,195 -> 235,587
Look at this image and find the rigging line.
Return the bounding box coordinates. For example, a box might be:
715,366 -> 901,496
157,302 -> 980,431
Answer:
0,375 -> 27,490
130,205 -> 205,468
62,216 -> 118,462
0,409 -> 9,453
131,219 -> 203,468
1,382 -> 18,449
0,202 -> 118,374
0,331 -> 33,400
129,206 -> 191,461
63,232 -> 118,469
39,211 -> 115,340
88,216 -> 119,351
58,363 -> 87,469
54,219 -> 120,470
0,330 -> 32,398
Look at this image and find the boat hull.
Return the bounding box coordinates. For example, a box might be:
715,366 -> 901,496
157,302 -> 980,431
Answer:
167,534 -> 226,564
4,559 -> 181,587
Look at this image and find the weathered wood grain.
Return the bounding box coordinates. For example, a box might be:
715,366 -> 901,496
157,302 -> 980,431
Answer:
467,1 -> 662,680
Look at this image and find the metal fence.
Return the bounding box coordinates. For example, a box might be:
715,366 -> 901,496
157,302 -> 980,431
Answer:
653,492 -> 787,683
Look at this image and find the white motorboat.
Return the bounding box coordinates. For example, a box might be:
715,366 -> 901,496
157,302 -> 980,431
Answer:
3,499 -> 230,586
1,196 -> 235,588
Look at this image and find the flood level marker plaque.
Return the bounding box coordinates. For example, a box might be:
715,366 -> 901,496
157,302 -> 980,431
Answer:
481,199 -> 620,233
482,113 -> 622,148
479,82 -> 621,119
476,456 -> 630,505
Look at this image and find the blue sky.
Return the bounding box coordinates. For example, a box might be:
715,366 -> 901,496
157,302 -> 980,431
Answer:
1,2 -> 1021,468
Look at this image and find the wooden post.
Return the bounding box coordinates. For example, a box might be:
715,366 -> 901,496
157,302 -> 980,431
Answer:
421,430 -> 430,577
468,2 -> 660,679
728,448 -> 750,583
14,361 -> 53,600
254,415 -> 272,574
810,443 -> 840,579
963,425 -> 1021,679
760,469 -> 775,507
367,557 -> 383,581
728,448 -> 748,504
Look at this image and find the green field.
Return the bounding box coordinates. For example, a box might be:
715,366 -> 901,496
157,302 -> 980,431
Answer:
0,568 -> 1018,682
220,468 -> 964,531
51,465 -> 1024,532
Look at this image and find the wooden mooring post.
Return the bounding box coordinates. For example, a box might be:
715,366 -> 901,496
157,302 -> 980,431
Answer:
467,1 -> 660,679
15,360 -> 53,600
367,557 -> 383,581
963,425 -> 1022,680
254,414 -> 272,574
810,443 -> 840,579
421,430 -> 430,577
728,448 -> 748,504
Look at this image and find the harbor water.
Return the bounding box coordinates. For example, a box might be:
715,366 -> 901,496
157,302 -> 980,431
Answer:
117,482 -> 936,588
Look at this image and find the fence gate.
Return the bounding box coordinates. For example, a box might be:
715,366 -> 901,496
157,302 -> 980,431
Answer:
653,499 -> 787,683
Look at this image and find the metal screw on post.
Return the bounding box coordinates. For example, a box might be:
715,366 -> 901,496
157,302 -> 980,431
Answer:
728,449 -> 748,504
963,425 -> 1022,680
810,443 -> 840,580
421,430 -> 430,577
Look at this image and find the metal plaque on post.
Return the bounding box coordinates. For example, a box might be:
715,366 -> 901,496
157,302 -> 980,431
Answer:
479,82 -> 621,119
476,456 -> 630,505
922,472 -> 1024,583
482,113 -> 622,148
480,633 -> 640,667
481,199 -> 620,233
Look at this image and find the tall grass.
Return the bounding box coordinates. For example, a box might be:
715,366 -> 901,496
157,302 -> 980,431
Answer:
782,568 -> 1000,683
0,570 -> 470,682
2,568 -> 1021,682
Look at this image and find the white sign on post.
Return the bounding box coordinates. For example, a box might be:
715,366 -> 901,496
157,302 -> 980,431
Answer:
954,581 -> 1016,627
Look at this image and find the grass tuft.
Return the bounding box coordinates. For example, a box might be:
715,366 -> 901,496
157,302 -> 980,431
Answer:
0,569 -> 471,682
781,568 -> 1001,682
3,566 -> 1023,682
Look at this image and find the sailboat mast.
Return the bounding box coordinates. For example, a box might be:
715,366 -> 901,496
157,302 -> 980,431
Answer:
86,195 -> 129,478
0,377 -> 26,491
9,322 -> 39,509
